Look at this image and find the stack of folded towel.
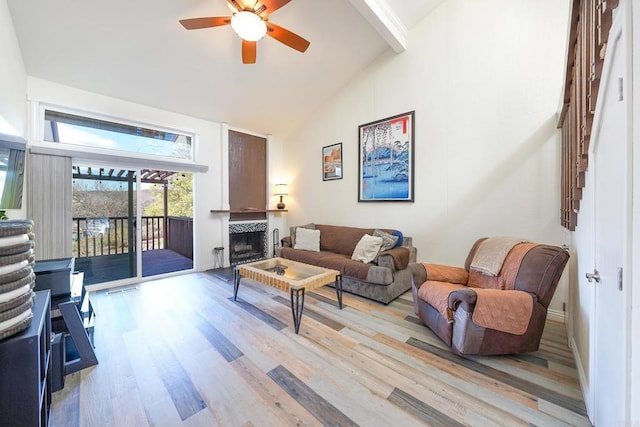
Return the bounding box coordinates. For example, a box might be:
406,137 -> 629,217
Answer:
0,219 -> 36,341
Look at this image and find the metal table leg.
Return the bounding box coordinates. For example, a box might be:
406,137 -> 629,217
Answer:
335,274 -> 343,309
290,288 -> 306,334
233,267 -> 240,300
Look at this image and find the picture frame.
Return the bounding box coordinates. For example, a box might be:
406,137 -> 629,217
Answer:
322,142 -> 343,181
358,111 -> 415,202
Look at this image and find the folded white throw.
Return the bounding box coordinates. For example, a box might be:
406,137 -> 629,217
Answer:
0,233 -> 29,248
0,284 -> 31,304
470,236 -> 529,276
0,260 -> 29,276
0,307 -> 32,333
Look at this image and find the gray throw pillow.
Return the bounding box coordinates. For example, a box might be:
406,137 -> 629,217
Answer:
290,223 -> 315,247
373,229 -> 398,252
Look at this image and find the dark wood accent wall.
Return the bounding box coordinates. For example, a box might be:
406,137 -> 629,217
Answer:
228,130 -> 267,221
558,0 -> 618,230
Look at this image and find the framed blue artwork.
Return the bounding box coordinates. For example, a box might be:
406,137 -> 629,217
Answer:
358,111 -> 414,202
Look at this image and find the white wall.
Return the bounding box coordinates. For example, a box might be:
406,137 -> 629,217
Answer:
25,77 -> 227,273
629,0 -> 639,421
283,0 -> 571,313
0,0 -> 26,134
0,0 -> 28,219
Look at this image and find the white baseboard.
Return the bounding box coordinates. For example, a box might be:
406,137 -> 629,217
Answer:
570,336 -> 593,422
201,263 -> 216,271
547,308 -> 566,323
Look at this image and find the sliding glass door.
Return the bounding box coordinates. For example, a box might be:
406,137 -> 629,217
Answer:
72,166 -> 137,285
45,107 -> 195,286
140,171 -> 193,277
72,165 -> 194,286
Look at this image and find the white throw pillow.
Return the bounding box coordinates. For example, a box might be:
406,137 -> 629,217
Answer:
289,223 -> 315,246
293,227 -> 321,252
351,234 -> 384,264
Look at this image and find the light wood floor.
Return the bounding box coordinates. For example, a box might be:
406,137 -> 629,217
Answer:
51,272 -> 591,426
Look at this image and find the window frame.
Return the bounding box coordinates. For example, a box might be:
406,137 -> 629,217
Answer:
35,104 -> 197,164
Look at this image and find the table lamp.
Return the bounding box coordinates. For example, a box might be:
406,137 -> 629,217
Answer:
274,184 -> 288,210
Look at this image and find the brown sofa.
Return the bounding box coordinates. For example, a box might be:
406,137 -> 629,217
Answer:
280,224 -> 416,304
409,237 -> 569,355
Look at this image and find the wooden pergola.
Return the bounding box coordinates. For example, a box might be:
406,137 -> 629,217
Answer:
72,166 -> 176,184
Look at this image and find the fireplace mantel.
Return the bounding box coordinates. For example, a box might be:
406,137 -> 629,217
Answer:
211,209 -> 287,213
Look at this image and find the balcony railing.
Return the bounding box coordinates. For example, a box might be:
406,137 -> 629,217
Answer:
72,216 -> 193,259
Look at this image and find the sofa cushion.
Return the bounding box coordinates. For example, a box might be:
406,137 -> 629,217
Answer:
316,253 -> 352,272
279,248 -> 392,283
294,228 -> 320,252
345,259 -> 382,282
316,224 -> 373,256
280,248 -> 348,272
351,235 -> 383,263
418,280 -> 467,321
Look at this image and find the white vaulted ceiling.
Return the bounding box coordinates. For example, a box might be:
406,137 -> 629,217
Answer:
7,0 -> 445,137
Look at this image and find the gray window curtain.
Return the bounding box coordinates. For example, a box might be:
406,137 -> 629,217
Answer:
27,153 -> 72,260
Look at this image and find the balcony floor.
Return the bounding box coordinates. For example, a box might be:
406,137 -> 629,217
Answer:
75,249 -> 193,285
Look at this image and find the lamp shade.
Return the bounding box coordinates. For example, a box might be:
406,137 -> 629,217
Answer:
231,11 -> 267,42
273,183 -> 288,196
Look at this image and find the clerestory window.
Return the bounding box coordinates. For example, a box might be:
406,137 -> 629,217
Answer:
44,110 -> 193,160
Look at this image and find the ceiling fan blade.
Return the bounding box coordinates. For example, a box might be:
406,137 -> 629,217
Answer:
265,22 -> 310,53
179,17 -> 231,30
242,40 -> 257,64
227,0 -> 246,13
257,0 -> 291,17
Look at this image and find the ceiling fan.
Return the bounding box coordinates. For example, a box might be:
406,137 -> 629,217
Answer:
179,0 -> 310,64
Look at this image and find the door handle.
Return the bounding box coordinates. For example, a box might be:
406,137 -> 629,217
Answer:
586,270 -> 601,283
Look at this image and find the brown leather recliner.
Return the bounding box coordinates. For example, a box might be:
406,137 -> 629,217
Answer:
409,238 -> 569,356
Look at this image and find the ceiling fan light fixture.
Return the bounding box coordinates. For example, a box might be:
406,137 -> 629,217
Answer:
231,11 -> 267,42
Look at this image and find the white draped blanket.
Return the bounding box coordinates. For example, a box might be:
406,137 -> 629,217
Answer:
470,236 -> 528,276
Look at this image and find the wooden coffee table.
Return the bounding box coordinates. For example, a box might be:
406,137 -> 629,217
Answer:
233,257 -> 343,333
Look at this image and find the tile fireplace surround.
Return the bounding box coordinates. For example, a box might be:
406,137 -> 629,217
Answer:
228,221 -> 268,265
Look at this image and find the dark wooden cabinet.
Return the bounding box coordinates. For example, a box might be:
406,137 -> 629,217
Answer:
0,291 -> 52,426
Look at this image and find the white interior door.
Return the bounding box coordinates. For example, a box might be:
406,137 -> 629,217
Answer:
591,23 -> 629,426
